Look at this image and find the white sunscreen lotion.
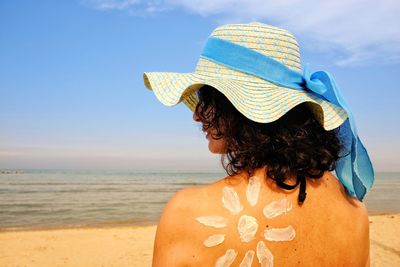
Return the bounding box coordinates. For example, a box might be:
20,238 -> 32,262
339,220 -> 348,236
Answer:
195,216 -> 228,228
203,234 -> 225,247
222,186 -> 243,215
237,215 -> 258,243
246,175 -> 261,206
263,198 -> 292,219
239,250 -> 255,267
215,249 -> 238,267
256,240 -> 274,267
264,225 -> 296,241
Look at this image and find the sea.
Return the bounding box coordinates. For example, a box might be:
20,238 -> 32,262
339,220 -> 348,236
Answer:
0,170 -> 399,230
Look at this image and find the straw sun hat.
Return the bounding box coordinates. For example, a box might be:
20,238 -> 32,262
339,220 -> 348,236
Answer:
144,22 -> 347,131
142,22 -> 374,200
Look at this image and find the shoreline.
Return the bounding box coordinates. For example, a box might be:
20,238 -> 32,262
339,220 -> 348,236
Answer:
0,212 -> 397,233
0,220 -> 158,233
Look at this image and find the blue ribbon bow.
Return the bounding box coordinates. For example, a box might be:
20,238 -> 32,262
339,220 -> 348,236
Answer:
201,37 -> 375,200
302,64 -> 327,95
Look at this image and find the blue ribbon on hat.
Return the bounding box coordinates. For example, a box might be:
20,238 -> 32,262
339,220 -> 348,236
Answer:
200,36 -> 374,200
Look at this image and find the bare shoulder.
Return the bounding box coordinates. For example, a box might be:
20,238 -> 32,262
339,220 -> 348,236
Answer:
152,177 -> 232,267
152,171 -> 371,266
152,186 -> 206,267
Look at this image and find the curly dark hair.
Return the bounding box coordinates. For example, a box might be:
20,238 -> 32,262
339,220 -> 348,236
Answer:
195,85 -> 347,204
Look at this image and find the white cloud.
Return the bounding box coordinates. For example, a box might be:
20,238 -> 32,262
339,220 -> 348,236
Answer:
81,0 -> 400,65
81,0 -> 141,10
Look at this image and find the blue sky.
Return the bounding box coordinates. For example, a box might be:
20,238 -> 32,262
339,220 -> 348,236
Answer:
0,0 -> 399,171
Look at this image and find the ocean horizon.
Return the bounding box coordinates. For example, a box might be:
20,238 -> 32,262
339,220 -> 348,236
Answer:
0,169 -> 398,230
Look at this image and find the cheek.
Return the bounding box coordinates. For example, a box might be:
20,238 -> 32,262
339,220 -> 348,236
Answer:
208,137 -> 226,154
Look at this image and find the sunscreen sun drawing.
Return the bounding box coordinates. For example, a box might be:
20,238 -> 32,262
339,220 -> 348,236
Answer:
195,176 -> 295,267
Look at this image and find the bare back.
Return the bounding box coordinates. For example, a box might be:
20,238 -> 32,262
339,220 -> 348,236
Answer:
153,167 -> 370,266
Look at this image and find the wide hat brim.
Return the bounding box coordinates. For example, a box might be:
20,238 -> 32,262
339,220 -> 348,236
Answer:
143,70 -> 348,131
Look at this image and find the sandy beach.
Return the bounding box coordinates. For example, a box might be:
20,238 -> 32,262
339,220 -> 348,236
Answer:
0,214 -> 399,267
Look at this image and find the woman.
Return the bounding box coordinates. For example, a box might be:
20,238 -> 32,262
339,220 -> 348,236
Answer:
143,22 -> 373,267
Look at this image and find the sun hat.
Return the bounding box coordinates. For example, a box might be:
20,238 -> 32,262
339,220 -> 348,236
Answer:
142,22 -> 374,201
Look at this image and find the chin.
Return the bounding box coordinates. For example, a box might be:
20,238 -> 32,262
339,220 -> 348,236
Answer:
208,141 -> 225,154
208,145 -> 220,154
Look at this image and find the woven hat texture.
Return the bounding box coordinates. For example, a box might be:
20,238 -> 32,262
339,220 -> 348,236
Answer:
143,22 -> 348,131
